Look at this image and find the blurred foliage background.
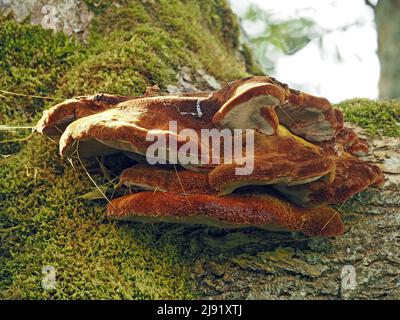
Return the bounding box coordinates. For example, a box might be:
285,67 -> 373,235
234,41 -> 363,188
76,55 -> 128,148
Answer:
232,0 -> 400,100
239,3 -> 318,73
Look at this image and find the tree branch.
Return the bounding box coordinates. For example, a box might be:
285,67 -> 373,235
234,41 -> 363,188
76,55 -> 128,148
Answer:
365,0 -> 377,10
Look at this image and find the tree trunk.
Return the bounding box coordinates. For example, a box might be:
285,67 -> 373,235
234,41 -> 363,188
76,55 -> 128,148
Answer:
1,0 -> 399,300
193,126 -> 400,299
375,0 -> 400,98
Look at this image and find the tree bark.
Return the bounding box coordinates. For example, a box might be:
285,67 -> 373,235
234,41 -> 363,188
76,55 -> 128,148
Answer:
1,0 -> 399,300
375,0 -> 400,98
193,128 -> 400,300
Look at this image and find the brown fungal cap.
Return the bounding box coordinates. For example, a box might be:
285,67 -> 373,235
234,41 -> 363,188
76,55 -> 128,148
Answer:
318,127 -> 370,157
36,75 -> 384,237
276,90 -> 343,142
120,164 -> 212,195
107,191 -> 344,237
58,95 -> 216,159
212,81 -> 285,135
37,94 -> 133,136
275,157 -> 384,207
208,131 -> 335,194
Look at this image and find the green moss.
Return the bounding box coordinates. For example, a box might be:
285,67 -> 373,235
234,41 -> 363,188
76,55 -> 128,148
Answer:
0,14 -> 82,155
2,1 -> 398,299
240,44 -> 264,75
336,98 -> 400,137
0,14 -> 82,120
0,0 -> 252,299
84,0 -> 114,14
0,137 -> 194,299
71,0 -> 248,95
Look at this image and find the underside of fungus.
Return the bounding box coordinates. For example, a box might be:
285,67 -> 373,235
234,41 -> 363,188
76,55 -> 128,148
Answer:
107,192 -> 344,237
37,76 -> 384,237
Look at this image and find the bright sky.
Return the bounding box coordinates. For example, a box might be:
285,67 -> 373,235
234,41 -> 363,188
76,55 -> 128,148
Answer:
229,0 -> 379,103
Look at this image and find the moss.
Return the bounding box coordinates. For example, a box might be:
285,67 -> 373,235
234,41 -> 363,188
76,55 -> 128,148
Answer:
0,0 -> 252,299
0,14 -> 82,155
240,44 -> 264,75
0,14 -> 82,120
0,137 -> 193,299
83,0 -> 122,14
336,98 -> 400,137
198,0 -> 240,49
2,0 -> 398,299
73,0 -> 248,95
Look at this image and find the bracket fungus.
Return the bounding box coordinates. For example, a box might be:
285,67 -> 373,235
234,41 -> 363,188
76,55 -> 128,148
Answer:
37,76 -> 384,237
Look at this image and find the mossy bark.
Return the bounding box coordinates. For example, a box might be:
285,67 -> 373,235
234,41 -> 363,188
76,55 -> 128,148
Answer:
0,0 -> 251,300
1,1 -> 399,300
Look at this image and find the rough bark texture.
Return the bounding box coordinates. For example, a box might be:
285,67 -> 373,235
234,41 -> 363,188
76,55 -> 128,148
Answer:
1,0 -> 399,300
375,0 -> 400,99
192,127 -> 400,300
0,0 -> 93,40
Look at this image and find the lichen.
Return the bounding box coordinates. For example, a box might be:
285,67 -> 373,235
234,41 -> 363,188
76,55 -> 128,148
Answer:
335,98 -> 400,137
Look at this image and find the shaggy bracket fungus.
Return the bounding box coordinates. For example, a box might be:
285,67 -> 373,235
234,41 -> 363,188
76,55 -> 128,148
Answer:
37,76 -> 384,237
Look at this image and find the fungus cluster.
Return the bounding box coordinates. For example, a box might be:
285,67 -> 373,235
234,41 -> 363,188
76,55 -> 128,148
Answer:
37,76 -> 384,237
